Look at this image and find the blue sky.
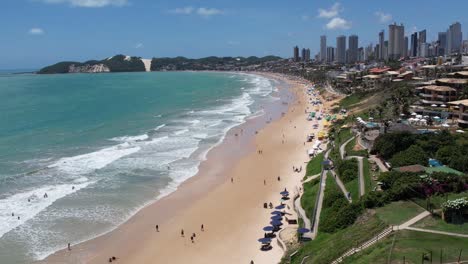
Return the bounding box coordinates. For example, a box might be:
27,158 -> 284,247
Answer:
1,0 -> 467,69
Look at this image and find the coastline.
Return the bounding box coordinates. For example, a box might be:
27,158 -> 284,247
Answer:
41,72 -> 316,264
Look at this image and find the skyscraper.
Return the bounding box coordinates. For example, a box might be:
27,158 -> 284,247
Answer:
410,32 -> 418,57
326,47 -> 335,63
379,30 -> 385,60
388,23 -> 405,60
404,36 -> 409,58
447,22 -> 462,54
320,35 -> 327,62
348,35 -> 358,64
438,32 -> 447,56
336,35 -> 346,64
293,46 -> 299,62
305,48 -> 311,61
418,29 -> 426,57
301,48 -> 306,62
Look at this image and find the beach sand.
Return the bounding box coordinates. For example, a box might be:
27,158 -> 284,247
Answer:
43,73 -> 332,264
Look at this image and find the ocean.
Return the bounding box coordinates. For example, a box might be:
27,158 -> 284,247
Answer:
0,71 -> 279,263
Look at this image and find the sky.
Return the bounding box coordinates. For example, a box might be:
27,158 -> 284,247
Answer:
1,0 -> 468,69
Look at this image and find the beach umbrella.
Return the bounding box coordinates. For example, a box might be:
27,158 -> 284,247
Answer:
263,226 -> 275,232
441,104 -> 447,107
297,228 -> 310,234
271,215 -> 282,221
369,117 -> 374,120
434,116 -> 440,119
275,204 -> 285,210
280,191 -> 289,196
411,112 -> 417,115
431,104 -> 437,107
271,210 -> 283,215
270,220 -> 283,226
258,238 -> 272,244
400,113 -> 405,116
442,123 -> 449,127
456,130 -> 465,133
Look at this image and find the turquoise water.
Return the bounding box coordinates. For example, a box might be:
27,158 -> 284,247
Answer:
0,71 -> 277,262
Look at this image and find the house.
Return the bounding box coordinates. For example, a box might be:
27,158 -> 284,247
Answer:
447,99 -> 468,128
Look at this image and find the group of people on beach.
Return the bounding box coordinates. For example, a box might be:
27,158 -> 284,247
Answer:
154,224 -> 205,244
292,166 -> 302,173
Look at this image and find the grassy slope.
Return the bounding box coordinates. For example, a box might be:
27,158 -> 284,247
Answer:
286,214 -> 386,264
412,215 -> 468,235
305,152 -> 324,178
375,201 -> 425,226
362,157 -> 374,192
343,230 -> 468,264
344,138 -> 368,157
301,179 -> 320,220
344,178 -> 359,202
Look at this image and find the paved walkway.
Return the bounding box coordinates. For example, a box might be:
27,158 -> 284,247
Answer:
302,173 -> 320,183
396,210 -> 431,230
294,191 -> 313,239
310,169 -> 327,239
404,227 -> 468,238
329,170 -> 352,203
339,136 -> 365,197
369,155 -> 388,172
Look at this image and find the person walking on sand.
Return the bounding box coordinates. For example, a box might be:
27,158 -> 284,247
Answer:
181,229 -> 184,237
190,236 -> 194,243
277,176 -> 281,181
264,179 -> 266,185
156,225 -> 159,232
231,177 -> 234,183
201,224 -> 204,231
68,243 -> 71,251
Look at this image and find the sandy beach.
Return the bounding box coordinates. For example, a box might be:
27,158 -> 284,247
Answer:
42,73 -> 331,264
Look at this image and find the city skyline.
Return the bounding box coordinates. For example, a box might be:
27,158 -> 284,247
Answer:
2,0 -> 468,69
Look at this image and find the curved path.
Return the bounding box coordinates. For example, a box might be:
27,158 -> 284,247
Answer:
340,135 -> 365,197
294,190 -> 313,239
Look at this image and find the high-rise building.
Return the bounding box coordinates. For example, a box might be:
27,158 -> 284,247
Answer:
418,29 -> 427,57
379,30 -> 385,60
293,46 -> 299,62
326,46 -> 335,63
404,36 -> 409,57
447,22 -> 462,54
438,32 -> 447,56
348,35 -> 359,64
304,48 -> 311,61
336,35 -> 346,64
301,48 -> 306,62
383,41 -> 389,61
388,23 -> 405,60
320,35 -> 327,62
375,44 -> 380,60
410,32 -> 418,57
364,44 -> 374,61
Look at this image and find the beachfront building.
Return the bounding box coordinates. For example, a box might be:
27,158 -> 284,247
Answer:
410,32 -> 418,57
320,35 -> 327,62
293,46 -> 300,62
379,30 -> 385,60
447,22 -> 463,55
416,85 -> 458,106
388,23 -> 405,60
348,35 -> 359,64
326,47 -> 335,63
336,35 -> 346,64
448,99 -> 468,128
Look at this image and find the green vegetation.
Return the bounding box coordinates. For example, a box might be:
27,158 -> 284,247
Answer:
372,130 -> 468,173
284,214 -> 386,264
301,178 -> 320,220
38,54 -> 146,73
413,214 -> 468,234
150,55 -> 281,71
339,92 -> 370,109
344,138 -> 368,157
305,152 -> 324,178
375,201 -> 425,226
336,159 -> 358,183
362,158 -> 374,192
320,174 -> 362,233
343,230 -> 468,264
345,178 -> 359,201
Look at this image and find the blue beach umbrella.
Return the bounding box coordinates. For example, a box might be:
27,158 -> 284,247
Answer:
271,211 -> 282,215
271,215 -> 282,221
270,220 -> 283,226
297,228 -> 310,234
280,191 -> 289,196
263,226 -> 275,232
275,204 -> 285,210
258,238 -> 272,244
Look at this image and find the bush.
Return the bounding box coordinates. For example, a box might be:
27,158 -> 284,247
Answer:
390,145 -> 429,167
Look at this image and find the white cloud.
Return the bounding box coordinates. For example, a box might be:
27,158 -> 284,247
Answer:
29,28 -> 45,35
39,0 -> 128,8
196,7 -> 223,16
317,3 -> 342,19
326,17 -> 351,30
135,43 -> 143,49
169,6 -> 194,14
375,11 -> 392,23
169,7 -> 224,17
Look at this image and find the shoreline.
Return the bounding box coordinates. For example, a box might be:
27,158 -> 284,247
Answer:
42,72 -> 317,264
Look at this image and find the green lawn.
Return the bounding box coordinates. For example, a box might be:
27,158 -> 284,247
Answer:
301,178 -> 320,220
412,215 -> 468,235
339,92 -> 369,109
284,214 -> 386,264
305,152 -> 324,178
344,178 -> 359,202
362,157 -> 374,192
412,192 -> 468,211
343,230 -> 468,264
344,138 -> 368,157
376,201 -> 425,226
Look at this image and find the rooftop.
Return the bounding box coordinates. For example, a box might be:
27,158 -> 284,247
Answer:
369,67 -> 391,74
419,85 -> 457,92
448,99 -> 468,107
436,78 -> 468,85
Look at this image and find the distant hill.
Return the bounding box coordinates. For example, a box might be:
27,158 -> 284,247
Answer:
38,55 -> 282,74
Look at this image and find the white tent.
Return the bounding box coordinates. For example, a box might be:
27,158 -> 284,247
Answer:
431,104 -> 437,107
442,123 -> 449,127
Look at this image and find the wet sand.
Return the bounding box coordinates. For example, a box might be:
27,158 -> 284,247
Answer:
42,73 -> 323,264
